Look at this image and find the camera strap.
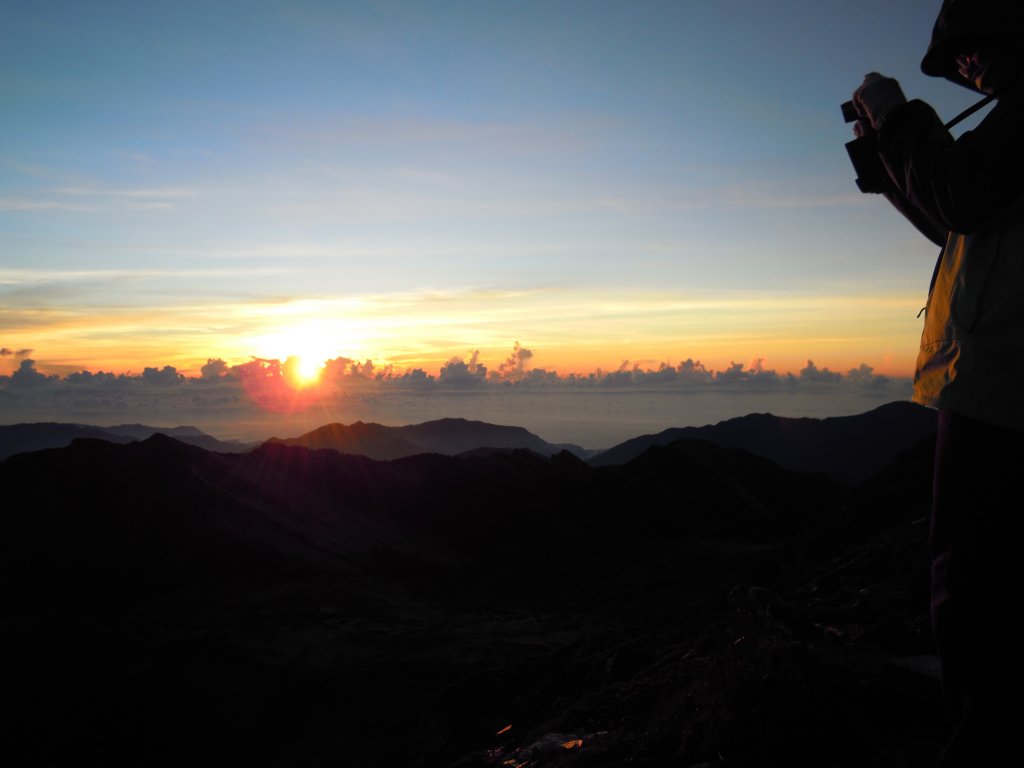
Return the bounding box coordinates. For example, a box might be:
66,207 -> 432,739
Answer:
944,93 -> 997,129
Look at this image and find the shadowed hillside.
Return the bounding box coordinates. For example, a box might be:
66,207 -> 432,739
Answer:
0,419 -> 947,767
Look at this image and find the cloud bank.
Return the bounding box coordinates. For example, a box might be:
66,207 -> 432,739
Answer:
0,343 -> 911,446
1,343 -> 906,395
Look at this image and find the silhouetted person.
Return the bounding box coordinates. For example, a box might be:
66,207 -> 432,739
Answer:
849,1 -> 1023,764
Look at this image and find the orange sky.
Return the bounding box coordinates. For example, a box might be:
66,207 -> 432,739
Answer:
3,286 -> 922,380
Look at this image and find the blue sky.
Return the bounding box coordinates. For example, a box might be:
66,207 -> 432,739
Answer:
1,1 -> 983,381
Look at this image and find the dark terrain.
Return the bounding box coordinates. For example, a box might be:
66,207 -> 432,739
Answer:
1,406 -> 945,767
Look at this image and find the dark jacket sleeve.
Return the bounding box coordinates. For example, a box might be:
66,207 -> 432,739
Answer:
876,84 -> 1024,234
881,176 -> 948,247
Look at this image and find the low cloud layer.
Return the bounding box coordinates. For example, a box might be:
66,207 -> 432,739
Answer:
1,345 -> 912,447
1,345 -> 905,397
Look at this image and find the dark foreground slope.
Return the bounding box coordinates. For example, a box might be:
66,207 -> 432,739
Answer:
0,432 -> 944,767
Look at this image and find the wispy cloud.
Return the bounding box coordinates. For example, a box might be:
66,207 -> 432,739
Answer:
0,185 -> 205,214
55,185 -> 202,200
593,178 -> 870,214
0,267 -> 291,284
716,180 -> 868,209
255,114 -> 598,155
0,197 -> 95,212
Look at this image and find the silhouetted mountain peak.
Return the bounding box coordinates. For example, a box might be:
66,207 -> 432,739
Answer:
107,423 -> 207,439
592,401 -> 936,485
269,417 -> 570,460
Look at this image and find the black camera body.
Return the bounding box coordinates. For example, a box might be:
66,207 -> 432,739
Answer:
841,100 -> 888,194
841,90 -> 993,195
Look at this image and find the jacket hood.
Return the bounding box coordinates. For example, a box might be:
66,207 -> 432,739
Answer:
921,0 -> 1024,92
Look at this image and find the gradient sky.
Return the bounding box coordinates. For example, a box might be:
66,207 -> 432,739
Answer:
1,0 -> 986,382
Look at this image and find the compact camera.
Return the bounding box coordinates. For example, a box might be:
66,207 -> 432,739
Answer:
841,100 -> 887,194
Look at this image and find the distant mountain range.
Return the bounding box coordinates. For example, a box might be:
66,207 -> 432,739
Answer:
590,401 -> 936,485
0,403 -> 937,487
266,417 -> 588,459
0,422 -> 252,461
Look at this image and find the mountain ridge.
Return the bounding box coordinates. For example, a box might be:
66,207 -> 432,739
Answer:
590,400 -> 936,485
0,421 -> 252,461
1,402 -> 932,475
266,416 -> 589,460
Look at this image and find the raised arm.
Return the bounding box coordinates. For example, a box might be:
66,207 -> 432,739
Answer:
875,84 -> 1024,234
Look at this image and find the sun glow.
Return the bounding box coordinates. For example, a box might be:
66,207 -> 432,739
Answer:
288,355 -> 324,387
248,318 -> 359,389
298,355 -> 322,384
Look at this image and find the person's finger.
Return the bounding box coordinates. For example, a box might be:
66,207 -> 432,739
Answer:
852,85 -> 866,113
853,73 -> 884,112
956,55 -> 972,79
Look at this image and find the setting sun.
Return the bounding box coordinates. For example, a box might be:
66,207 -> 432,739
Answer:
251,321 -> 350,389
289,355 -> 324,387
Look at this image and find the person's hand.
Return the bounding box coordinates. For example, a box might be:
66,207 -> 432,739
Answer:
852,117 -> 873,139
853,73 -> 907,130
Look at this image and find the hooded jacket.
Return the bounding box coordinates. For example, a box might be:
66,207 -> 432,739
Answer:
876,1 -> 1024,429
920,0 -> 1024,90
